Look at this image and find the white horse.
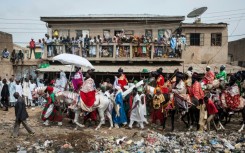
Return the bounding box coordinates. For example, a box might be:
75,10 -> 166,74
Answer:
33,87 -> 113,130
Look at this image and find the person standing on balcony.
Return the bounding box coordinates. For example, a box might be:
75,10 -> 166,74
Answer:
38,39 -> 44,59
170,35 -> 177,58
29,38 -> 36,59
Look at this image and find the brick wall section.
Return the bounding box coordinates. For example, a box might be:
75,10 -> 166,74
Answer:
228,38 -> 245,63
0,31 -> 13,51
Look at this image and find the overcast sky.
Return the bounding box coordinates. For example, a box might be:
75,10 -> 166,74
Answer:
0,0 -> 245,47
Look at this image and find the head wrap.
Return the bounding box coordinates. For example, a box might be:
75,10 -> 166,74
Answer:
206,66 -> 211,69
192,72 -> 199,79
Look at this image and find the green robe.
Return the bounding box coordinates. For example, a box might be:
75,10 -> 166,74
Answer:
216,70 -> 227,81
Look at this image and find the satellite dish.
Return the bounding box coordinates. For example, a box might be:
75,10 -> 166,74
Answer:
187,7 -> 207,23
187,7 -> 208,18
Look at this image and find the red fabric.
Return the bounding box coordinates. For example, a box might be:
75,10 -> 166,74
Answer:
203,71 -> 215,85
30,40 -> 35,48
46,86 -> 54,94
151,108 -> 163,124
118,74 -> 128,90
80,90 -> 96,107
129,95 -> 133,109
224,92 -> 240,110
156,75 -> 169,94
84,110 -> 97,121
190,81 -> 204,100
206,99 -> 218,115
41,96 -> 63,122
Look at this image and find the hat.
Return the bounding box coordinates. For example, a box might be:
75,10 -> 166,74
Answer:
186,71 -> 192,77
192,72 -> 199,79
206,66 -> 211,69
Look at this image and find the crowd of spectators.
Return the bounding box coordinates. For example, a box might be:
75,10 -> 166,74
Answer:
1,29 -> 187,61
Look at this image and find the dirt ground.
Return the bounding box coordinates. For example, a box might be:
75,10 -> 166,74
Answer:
0,107 -> 244,153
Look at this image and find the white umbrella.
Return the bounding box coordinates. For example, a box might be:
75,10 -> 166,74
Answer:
52,54 -> 94,69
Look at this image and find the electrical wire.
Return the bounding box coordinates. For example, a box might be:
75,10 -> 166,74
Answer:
0,17 -> 40,21
206,8 -> 245,14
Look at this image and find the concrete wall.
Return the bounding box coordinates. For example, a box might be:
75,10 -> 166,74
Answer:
0,31 -> 13,51
182,27 -> 228,64
228,38 -> 245,64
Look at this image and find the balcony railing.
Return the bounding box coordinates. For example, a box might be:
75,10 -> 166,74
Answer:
43,43 -> 183,62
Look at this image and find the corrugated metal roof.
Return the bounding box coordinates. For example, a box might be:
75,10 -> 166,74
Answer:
36,64 -> 244,74
92,64 -> 244,74
36,65 -> 75,72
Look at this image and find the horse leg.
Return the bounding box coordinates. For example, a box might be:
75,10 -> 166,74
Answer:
171,110 -> 176,131
238,107 -> 245,132
73,108 -> 85,129
106,110 -> 113,130
181,111 -> 189,128
95,109 -> 105,131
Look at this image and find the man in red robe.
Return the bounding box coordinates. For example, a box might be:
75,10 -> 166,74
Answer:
118,68 -> 128,91
203,66 -> 215,85
155,69 -> 169,94
80,70 -> 96,108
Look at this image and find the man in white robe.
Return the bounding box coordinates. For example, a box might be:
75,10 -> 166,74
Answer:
23,78 -> 30,106
9,78 -> 16,106
128,88 -> 145,129
15,80 -> 23,97
29,80 -> 37,106
59,71 -> 67,91
0,77 -> 3,101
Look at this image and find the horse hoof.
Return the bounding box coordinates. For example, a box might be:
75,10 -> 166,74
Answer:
238,130 -> 242,133
74,128 -> 78,131
109,127 -> 112,130
95,128 -> 99,131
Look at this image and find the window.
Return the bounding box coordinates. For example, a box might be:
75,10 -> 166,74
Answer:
82,30 -> 89,37
76,30 -> 83,38
103,30 -> 110,39
114,30 -> 122,36
211,33 -> 222,46
145,29 -> 152,38
59,29 -> 70,38
125,30 -> 134,37
158,29 -> 165,39
187,33 -> 204,46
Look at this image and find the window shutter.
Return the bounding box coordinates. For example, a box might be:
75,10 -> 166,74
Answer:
200,33 -> 204,46
186,33 -> 190,45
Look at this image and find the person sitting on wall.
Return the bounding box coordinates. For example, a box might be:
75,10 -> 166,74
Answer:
16,50 -> 24,64
2,48 -> 10,59
10,49 -> 17,64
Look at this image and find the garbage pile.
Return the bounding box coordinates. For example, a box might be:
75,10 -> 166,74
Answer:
88,130 -> 245,153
